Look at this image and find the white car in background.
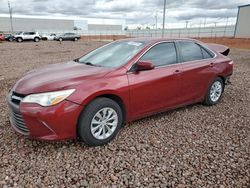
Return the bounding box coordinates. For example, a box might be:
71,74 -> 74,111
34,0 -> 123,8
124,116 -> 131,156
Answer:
41,33 -> 57,41
14,32 -> 41,42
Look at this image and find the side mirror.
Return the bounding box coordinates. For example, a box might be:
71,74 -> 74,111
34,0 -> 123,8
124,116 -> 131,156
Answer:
136,60 -> 155,71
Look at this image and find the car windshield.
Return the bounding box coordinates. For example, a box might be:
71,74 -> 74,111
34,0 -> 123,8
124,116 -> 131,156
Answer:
78,41 -> 146,67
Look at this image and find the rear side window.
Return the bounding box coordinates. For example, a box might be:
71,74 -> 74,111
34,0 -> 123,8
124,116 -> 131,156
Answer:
179,41 -> 203,62
201,47 -> 213,59
179,41 -> 213,62
140,42 -> 177,67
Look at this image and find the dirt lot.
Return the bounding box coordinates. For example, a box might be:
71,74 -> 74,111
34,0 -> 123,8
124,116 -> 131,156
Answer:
0,40 -> 249,187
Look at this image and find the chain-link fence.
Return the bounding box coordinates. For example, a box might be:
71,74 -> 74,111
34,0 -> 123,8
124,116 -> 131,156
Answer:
9,24 -> 236,41
126,25 -> 235,38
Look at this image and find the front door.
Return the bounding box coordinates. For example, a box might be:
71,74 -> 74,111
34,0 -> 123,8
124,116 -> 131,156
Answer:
127,42 -> 183,119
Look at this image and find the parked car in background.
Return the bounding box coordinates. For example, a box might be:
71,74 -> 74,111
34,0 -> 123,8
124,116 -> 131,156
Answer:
55,33 -> 80,41
0,34 -> 5,41
41,33 -> 57,41
14,32 -> 41,42
4,34 -> 15,42
7,38 -> 233,146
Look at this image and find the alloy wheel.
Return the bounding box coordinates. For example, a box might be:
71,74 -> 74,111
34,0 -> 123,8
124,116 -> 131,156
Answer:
90,107 -> 118,140
210,81 -> 222,102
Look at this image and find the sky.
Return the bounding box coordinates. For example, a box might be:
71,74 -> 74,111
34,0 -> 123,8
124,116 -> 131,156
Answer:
0,0 -> 249,28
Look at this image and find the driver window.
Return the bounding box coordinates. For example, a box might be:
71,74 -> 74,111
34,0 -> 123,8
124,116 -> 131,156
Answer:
140,42 -> 177,67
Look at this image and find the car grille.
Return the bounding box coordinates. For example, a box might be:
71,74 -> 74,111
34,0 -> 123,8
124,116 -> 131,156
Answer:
9,92 -> 29,134
10,111 -> 29,134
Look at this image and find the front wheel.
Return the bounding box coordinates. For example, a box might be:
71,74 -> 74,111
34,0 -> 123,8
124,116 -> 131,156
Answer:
77,97 -> 123,146
34,37 -> 40,42
74,37 -> 78,41
203,77 -> 224,106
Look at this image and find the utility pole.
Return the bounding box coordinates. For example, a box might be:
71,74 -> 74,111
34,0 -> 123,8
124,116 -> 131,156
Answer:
198,20 -> 202,38
162,0 -> 166,37
224,16 -> 229,37
214,22 -> 217,28
8,0 -> 13,33
203,17 -> 206,28
155,11 -> 158,30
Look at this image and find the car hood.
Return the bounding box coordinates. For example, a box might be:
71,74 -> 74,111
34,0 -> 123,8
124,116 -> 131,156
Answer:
13,61 -> 112,94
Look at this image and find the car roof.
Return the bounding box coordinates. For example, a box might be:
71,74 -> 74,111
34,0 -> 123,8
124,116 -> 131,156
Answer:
119,37 -> 200,45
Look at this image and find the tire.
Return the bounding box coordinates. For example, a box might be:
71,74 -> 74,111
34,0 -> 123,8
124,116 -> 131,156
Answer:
78,97 -> 123,146
59,38 -> 63,42
34,37 -> 40,42
74,37 -> 78,41
16,38 -> 23,42
203,77 -> 224,106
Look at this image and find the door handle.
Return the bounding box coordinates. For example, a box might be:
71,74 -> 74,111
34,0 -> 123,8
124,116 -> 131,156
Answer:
174,69 -> 181,74
209,62 -> 214,67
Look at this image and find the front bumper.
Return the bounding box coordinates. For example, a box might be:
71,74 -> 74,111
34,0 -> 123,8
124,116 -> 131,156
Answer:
7,91 -> 82,141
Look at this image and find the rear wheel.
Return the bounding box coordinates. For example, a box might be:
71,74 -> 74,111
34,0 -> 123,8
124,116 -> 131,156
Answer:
16,38 -> 23,42
59,38 -> 63,42
77,97 -> 123,146
204,77 -> 224,106
74,37 -> 78,41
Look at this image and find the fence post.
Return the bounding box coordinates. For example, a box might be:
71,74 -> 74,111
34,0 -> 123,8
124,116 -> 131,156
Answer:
223,25 -> 227,37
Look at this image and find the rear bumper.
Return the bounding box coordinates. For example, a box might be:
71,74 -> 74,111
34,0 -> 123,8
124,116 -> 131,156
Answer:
7,92 -> 82,141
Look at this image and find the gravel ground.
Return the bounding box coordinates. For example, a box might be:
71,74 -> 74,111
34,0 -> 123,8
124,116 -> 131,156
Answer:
0,41 -> 249,187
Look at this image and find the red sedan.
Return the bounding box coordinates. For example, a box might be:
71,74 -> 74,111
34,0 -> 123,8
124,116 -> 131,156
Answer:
7,38 -> 233,146
0,34 -> 5,41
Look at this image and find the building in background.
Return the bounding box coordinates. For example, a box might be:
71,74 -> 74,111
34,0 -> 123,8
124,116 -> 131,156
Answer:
234,4 -> 250,38
0,15 -> 125,33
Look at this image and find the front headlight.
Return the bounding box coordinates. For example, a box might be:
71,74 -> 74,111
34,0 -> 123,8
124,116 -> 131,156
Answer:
22,89 -> 75,107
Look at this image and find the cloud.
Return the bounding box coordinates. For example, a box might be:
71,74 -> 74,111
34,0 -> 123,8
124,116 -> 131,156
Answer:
168,8 -> 238,20
0,0 -> 249,27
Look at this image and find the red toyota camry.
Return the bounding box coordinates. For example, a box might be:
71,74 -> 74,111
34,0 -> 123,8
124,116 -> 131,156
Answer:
7,38 -> 233,146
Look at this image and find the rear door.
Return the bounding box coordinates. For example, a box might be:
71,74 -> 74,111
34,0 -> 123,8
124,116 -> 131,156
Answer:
127,42 -> 183,119
29,32 -> 35,40
62,33 -> 69,40
177,41 -> 216,103
68,33 -> 74,40
22,32 -> 30,40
